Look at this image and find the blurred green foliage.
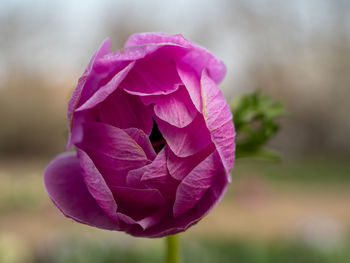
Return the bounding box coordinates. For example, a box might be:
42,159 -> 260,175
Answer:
35,238 -> 350,263
231,90 -> 286,161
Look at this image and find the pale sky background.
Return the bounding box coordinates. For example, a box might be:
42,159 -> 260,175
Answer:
0,0 -> 341,96
1,0 -> 350,153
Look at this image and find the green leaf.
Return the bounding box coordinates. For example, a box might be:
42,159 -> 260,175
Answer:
232,90 -> 286,161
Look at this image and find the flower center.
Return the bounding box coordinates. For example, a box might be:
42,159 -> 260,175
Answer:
149,120 -> 166,153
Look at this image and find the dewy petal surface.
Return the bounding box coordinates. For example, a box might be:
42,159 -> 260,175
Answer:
201,69 -> 235,176
44,152 -> 119,230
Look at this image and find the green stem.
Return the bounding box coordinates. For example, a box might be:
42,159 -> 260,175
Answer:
166,234 -> 181,263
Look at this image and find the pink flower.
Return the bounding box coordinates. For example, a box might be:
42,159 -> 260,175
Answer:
44,33 -> 235,237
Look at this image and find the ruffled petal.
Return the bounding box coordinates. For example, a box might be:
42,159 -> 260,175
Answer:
130,150 -> 229,237
173,150 -> 219,217
141,85 -> 198,128
176,62 -> 202,112
125,32 -> 226,83
68,38 -> 111,126
127,147 -> 179,200
180,46 -> 226,84
201,70 -> 235,176
167,143 -> 215,181
78,122 -> 150,186
76,62 -> 135,112
44,152 -> 119,230
119,48 -> 182,96
125,32 -> 191,48
109,186 -> 165,219
76,149 -> 119,223
98,89 -> 153,136
67,39 -> 131,148
109,186 -> 167,230
156,114 -> 212,158
123,128 -> 156,161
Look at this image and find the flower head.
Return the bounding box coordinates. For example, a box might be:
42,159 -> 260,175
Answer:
44,33 -> 235,237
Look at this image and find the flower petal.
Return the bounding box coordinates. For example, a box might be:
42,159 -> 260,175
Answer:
76,148 -> 120,223
167,143 -> 215,181
173,150 -> 220,217
123,128 -> 156,161
98,89 -> 153,136
68,38 -> 111,127
44,152 -> 119,230
156,114 -> 212,157
180,46 -> 226,84
109,186 -> 165,220
127,147 -> 179,200
75,62 -> 135,112
67,39 -> 131,148
78,122 -> 149,186
132,150 -> 229,237
109,186 -> 167,230
141,85 -> 198,128
120,48 -> 182,96
125,32 -> 191,48
176,62 -> 202,112
125,32 -> 226,83
201,69 -> 235,176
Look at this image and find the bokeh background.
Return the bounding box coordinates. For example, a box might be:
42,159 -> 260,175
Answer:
1,0 -> 349,262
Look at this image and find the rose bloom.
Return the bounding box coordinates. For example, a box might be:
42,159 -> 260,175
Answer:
44,32 -> 235,237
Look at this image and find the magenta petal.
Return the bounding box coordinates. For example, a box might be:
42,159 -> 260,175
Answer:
125,32 -> 226,83
109,185 -> 166,229
180,46 -> 226,84
173,150 -> 220,217
120,50 -> 182,96
98,89 -> 153,136
141,86 -> 198,128
125,32 -> 191,48
156,114 -> 212,157
76,62 -> 135,112
141,147 -> 179,200
124,128 -> 156,160
76,149 -> 120,223
44,152 -> 119,230
98,44 -> 169,66
135,150 -> 229,237
201,70 -> 235,176
176,62 -> 202,112
78,122 -> 149,186
140,147 -> 168,182
167,143 -> 215,181
68,38 -> 111,127
127,147 -> 179,200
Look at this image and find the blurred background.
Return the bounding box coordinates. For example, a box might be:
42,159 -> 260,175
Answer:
0,0 -> 349,262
